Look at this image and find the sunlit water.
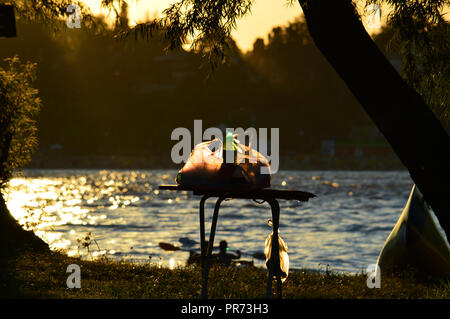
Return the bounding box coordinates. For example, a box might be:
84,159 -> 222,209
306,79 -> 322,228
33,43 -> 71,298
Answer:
5,169 -> 424,273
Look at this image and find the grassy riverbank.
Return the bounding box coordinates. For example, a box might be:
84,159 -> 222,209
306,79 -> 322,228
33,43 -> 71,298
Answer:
1,249 -> 448,299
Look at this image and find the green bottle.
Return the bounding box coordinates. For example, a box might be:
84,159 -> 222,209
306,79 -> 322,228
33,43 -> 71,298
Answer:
223,130 -> 237,164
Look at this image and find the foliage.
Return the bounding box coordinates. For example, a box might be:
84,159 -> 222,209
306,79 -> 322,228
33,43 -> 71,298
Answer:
112,0 -> 449,128
0,0 -> 108,193
0,56 -> 41,190
366,0 -> 450,130
114,0 -> 255,68
3,17 -> 384,159
8,1 -> 448,126
6,0 -> 449,123
3,0 -> 100,32
2,0 -> 447,168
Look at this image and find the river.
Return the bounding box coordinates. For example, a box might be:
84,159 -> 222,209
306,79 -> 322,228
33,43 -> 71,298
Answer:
6,169 -> 430,273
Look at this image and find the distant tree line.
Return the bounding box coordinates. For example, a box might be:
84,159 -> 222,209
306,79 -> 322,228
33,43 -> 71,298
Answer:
0,15 -> 394,160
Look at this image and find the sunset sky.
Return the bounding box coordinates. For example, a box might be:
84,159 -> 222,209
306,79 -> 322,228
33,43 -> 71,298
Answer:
81,0 -> 385,52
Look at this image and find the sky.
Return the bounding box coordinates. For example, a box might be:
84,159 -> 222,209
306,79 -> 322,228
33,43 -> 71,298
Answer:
81,0 -> 384,52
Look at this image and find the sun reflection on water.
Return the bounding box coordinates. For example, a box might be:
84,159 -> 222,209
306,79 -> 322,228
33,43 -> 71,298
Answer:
4,171 -> 160,263
5,175 -> 102,254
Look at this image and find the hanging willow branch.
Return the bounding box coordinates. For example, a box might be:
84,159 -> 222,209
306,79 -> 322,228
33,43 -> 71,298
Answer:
366,0 -> 449,130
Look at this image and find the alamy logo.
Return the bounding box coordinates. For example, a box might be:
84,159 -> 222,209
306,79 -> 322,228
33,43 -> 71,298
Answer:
66,264 -> 81,288
171,120 -> 279,174
66,4 -> 82,29
366,264 -> 381,288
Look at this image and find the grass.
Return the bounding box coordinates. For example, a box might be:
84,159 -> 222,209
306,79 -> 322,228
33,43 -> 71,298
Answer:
1,249 -> 449,299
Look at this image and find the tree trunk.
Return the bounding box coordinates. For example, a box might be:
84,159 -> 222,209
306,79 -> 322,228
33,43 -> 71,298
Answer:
0,192 -> 49,258
297,0 -> 450,239
0,127 -> 48,257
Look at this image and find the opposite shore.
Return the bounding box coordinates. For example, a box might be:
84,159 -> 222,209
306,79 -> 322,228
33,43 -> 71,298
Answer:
26,152 -> 406,171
